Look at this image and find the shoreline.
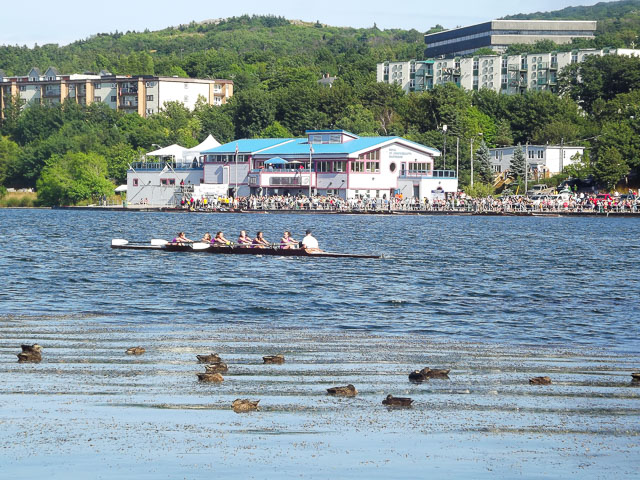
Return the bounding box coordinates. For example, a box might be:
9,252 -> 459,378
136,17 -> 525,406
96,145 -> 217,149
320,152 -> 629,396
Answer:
1,205 -> 638,217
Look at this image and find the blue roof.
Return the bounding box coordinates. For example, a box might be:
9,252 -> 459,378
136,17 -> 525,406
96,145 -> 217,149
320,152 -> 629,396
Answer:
202,136 -> 440,156
202,138 -> 293,154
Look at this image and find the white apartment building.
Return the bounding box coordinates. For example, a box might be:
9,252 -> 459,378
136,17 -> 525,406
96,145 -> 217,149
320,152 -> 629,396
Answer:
0,68 -> 233,117
489,145 -> 585,176
377,48 -> 640,95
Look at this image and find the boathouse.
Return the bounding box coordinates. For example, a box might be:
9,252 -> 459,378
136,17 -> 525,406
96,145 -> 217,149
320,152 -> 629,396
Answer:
202,130 -> 456,200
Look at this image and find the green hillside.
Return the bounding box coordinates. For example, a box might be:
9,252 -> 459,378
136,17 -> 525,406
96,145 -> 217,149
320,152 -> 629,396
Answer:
0,15 -> 425,86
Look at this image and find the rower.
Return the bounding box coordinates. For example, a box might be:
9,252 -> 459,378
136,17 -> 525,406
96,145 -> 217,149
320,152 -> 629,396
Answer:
301,229 -> 320,252
280,231 -> 297,249
201,233 -> 212,243
237,230 -> 252,246
213,231 -> 231,246
172,232 -> 193,244
253,231 -> 270,248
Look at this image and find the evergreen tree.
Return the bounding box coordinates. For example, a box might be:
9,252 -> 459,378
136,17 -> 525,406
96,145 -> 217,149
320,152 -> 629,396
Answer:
475,140 -> 493,184
510,144 -> 526,180
594,146 -> 628,190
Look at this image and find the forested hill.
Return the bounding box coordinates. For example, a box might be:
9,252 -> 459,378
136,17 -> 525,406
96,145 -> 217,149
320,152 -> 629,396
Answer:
0,15 -> 425,87
504,0 -> 640,20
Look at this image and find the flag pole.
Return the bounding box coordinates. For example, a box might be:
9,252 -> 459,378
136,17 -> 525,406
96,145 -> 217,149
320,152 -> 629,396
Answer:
234,143 -> 238,200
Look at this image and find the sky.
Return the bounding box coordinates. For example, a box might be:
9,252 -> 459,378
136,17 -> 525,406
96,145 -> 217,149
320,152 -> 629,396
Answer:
1,0 -> 607,46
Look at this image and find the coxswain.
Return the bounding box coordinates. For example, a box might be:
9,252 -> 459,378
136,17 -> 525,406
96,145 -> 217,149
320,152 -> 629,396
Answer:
213,231 -> 231,246
301,229 -> 320,252
280,231 -> 297,249
253,231 -> 270,248
172,232 -> 193,244
201,233 -> 212,243
238,230 -> 252,246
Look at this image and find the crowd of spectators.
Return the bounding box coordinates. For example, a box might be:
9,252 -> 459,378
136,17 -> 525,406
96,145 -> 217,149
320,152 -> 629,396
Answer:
178,189 -> 639,214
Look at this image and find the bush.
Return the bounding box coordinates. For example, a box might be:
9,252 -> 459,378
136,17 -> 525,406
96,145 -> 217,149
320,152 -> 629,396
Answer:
464,182 -> 495,198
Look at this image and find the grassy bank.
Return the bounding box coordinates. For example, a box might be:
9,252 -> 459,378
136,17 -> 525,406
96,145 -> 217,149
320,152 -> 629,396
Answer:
0,191 -> 38,208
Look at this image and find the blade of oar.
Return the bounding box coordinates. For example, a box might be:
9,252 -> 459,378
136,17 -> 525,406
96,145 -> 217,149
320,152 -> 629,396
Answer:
111,239 -> 129,246
151,239 -> 168,246
192,242 -> 211,250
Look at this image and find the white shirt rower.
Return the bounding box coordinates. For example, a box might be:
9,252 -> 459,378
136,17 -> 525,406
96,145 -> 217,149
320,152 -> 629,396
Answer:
301,230 -> 319,250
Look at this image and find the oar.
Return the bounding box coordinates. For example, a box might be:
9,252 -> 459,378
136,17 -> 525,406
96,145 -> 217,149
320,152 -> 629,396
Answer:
111,239 -> 129,246
192,242 -> 211,251
151,239 -> 169,246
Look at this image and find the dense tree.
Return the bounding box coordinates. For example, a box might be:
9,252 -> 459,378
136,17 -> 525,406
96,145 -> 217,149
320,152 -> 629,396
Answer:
474,141 -> 493,184
510,145 -> 526,180
594,146 -> 628,190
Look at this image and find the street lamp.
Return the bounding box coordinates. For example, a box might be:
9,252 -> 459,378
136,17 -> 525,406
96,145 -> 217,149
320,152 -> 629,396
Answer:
470,132 -> 483,187
442,125 -> 448,170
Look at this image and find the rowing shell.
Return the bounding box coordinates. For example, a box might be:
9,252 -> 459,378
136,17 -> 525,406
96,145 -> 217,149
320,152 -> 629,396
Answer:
111,239 -> 382,259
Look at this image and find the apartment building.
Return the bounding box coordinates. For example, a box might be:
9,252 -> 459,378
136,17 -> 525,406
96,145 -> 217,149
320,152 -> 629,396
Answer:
377,48 -> 640,95
0,68 -> 233,117
489,145 -> 585,175
424,20 -> 597,57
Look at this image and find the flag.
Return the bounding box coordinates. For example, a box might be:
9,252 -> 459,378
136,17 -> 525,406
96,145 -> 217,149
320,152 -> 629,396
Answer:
309,144 -> 314,154
235,143 -> 239,157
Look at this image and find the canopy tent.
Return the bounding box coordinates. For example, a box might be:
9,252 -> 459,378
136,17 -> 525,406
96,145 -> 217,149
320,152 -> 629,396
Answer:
264,157 -> 288,165
145,144 -> 188,160
183,135 -> 221,161
114,185 -> 127,193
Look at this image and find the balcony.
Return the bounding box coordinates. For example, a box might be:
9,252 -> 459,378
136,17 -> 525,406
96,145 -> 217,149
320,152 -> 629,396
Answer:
249,170 -> 315,188
42,89 -> 60,98
120,101 -> 138,109
550,62 -> 559,70
119,88 -> 138,96
399,170 -> 457,179
130,161 -> 202,171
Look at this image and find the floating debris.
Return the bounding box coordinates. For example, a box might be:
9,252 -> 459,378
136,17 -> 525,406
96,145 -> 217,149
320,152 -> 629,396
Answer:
197,353 -> 221,363
197,372 -> 224,383
17,344 -> 42,363
632,372 -> 640,382
125,347 -> 145,355
327,384 -> 358,396
232,399 -> 260,413
382,394 -> 413,407
530,376 -> 552,385
204,362 -> 228,373
263,354 -> 285,364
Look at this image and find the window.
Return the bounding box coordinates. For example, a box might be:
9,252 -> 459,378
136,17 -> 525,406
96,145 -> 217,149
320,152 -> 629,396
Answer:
111,96 -> 117,102
334,161 -> 346,172
184,83 -> 189,89
366,161 -> 380,173
184,96 -> 189,103
19,85 -> 26,91
352,161 -> 365,172
528,150 -> 534,159
146,108 -> 154,115
94,96 -> 101,102
537,150 -> 544,159
94,82 -> 101,89
316,161 -> 331,173
169,179 -> 176,186
146,95 -> 154,101
133,179 -> 139,186
359,150 -> 380,161
408,163 -> 431,174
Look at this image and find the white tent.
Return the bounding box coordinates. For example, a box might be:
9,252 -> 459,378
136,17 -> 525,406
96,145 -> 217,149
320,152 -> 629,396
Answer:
114,185 -> 127,193
146,144 -> 188,161
183,135 -> 221,162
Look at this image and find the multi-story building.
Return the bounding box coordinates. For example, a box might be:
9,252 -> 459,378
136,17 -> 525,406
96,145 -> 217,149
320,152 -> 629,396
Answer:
489,145 -> 585,176
377,48 -> 640,95
424,20 -> 597,57
0,67 -> 233,117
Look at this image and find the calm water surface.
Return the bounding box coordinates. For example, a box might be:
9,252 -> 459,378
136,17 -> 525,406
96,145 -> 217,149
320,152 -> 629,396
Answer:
0,209 -> 638,351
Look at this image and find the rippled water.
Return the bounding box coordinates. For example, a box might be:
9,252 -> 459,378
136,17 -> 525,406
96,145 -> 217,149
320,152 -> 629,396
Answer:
1,209 -> 639,351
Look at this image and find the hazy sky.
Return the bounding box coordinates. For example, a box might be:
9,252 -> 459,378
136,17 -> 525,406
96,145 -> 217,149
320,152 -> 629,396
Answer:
1,0 -> 606,46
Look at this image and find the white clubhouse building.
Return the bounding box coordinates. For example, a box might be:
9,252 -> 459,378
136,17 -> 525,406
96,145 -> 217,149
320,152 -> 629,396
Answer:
126,130 -> 456,206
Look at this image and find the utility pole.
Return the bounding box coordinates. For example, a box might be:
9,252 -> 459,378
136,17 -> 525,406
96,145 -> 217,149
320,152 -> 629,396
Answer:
560,137 -> 564,174
442,125 -> 448,170
525,142 -> 529,195
470,136 -> 475,188
456,137 -> 459,180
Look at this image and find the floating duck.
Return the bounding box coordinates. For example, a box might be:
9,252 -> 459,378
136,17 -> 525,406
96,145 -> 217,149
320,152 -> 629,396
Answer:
382,394 -> 413,407
197,372 -> 224,383
408,369 -> 428,383
327,384 -> 358,396
631,372 -> 640,382
232,399 -> 260,413
125,347 -> 145,355
263,354 -> 285,364
204,362 -> 228,373
17,344 -> 42,363
197,353 -> 221,363
529,376 -> 552,385
409,367 -> 450,382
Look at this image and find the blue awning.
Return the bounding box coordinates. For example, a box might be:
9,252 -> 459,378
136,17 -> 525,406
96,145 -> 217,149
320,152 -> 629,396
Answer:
264,157 -> 288,165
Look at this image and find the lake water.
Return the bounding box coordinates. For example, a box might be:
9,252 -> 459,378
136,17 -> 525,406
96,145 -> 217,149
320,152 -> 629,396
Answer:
1,209 -> 639,478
